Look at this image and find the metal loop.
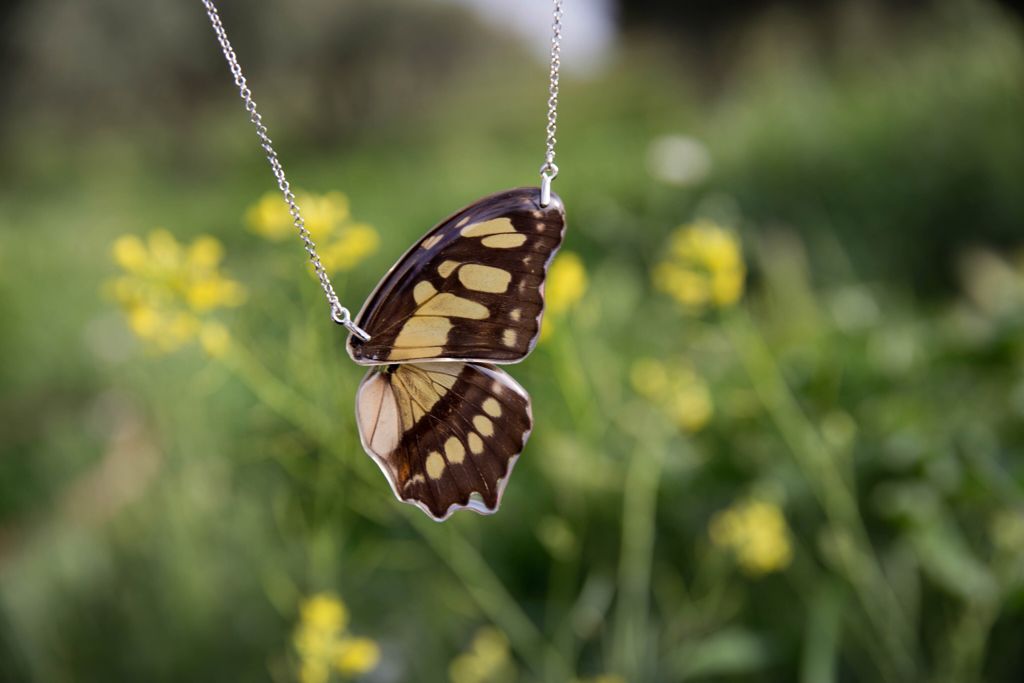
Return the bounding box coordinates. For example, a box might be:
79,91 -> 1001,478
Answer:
329,303 -> 351,325
540,171 -> 554,207
330,303 -> 371,341
347,322 -> 372,342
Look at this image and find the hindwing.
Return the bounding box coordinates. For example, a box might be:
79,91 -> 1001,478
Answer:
355,362 -> 532,520
347,187 -> 565,365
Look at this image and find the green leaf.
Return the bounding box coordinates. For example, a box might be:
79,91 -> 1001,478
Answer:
801,580 -> 845,683
911,522 -> 998,604
671,628 -> 772,680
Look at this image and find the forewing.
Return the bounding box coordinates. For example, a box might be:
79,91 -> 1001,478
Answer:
348,187 -> 565,365
355,362 -> 532,521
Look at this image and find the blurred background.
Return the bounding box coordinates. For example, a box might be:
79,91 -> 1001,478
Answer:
2,0 -> 1024,681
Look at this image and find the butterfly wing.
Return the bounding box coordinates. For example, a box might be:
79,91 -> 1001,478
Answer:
347,187 -> 565,365
355,361 -> 532,521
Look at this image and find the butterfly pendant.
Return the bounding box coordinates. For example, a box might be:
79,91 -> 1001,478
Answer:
346,187 -> 566,521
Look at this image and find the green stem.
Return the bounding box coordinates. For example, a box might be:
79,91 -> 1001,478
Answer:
611,436 -> 666,682
410,517 -> 572,681
936,599 -> 998,683
723,309 -> 917,680
220,344 -> 335,443
551,319 -> 594,431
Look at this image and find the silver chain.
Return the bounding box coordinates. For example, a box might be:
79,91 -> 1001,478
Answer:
539,0 -> 562,207
201,0 -> 563,324
200,0 -> 369,340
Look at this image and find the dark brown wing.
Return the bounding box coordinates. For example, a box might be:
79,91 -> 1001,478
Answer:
347,187 -> 565,365
355,362 -> 532,521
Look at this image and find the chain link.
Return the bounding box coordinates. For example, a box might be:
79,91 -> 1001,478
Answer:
539,0 -> 562,207
202,0 -> 563,317
200,0 -> 369,339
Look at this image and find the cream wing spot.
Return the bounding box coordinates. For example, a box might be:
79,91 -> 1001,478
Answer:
388,347 -> 443,361
483,398 -> 502,417
425,452 -> 446,480
424,369 -> 457,390
461,217 -> 515,237
390,369 -> 435,426
438,260 -> 460,278
410,399 -> 425,424
397,370 -> 444,414
502,329 -> 517,348
392,316 -> 451,349
444,437 -> 466,464
481,233 -> 527,248
393,387 -> 416,430
458,264 -> 512,293
468,432 -> 484,455
419,293 -> 489,319
473,415 -> 495,437
421,234 -> 443,250
413,281 -> 437,304
509,308 -> 521,322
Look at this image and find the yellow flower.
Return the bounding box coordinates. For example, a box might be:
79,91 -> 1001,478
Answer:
320,224 -> 380,273
112,234 -> 148,273
187,235 -> 224,268
540,251 -> 588,342
709,498 -> 793,576
199,322 -> 232,358
247,190 -> 378,274
631,358 -> 713,433
147,229 -> 183,270
127,307 -> 161,338
299,593 -> 349,637
164,312 -> 202,352
300,660 -> 331,683
334,638 -> 381,676
246,193 -> 292,240
449,627 -> 515,683
293,593 -> 379,682
185,281 -> 242,313
653,219 -> 745,312
247,191 -> 350,242
106,230 -> 246,354
547,252 -> 588,315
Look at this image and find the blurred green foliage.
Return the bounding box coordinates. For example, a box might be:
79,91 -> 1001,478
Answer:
2,1 -> 1024,682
